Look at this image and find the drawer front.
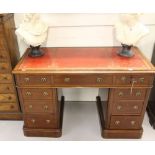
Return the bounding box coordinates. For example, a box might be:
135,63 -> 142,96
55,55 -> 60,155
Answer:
53,74 -> 113,86
21,88 -> 53,100
110,116 -> 142,129
0,94 -> 16,102
23,100 -> 56,113
0,62 -> 10,72
114,75 -> 153,86
24,114 -> 59,129
114,88 -> 146,100
112,100 -> 143,115
0,102 -> 19,112
16,75 -> 52,86
0,74 -> 13,83
0,84 -> 15,93
0,50 -> 8,60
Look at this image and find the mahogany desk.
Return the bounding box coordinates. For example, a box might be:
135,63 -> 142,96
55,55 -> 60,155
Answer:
13,47 -> 155,139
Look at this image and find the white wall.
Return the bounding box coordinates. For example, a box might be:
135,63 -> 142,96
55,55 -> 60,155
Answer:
14,13 -> 155,101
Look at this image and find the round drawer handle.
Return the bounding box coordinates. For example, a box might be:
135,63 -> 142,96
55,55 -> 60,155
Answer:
97,77 -> 103,83
29,105 -> 33,109
46,120 -> 51,124
44,105 -> 48,110
3,76 -> 8,80
117,105 -> 122,110
115,120 -> 120,125
64,77 -> 70,82
43,92 -> 48,96
41,77 -> 47,82
131,121 -> 136,125
31,119 -> 35,123
10,105 -> 14,109
6,87 -> 10,90
121,76 -> 126,81
26,92 -> 31,96
8,96 -> 12,100
118,92 -> 123,96
25,77 -> 30,82
136,92 -> 141,96
133,105 -> 138,110
139,78 -> 144,83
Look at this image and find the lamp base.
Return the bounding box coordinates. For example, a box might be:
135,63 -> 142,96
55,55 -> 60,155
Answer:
28,45 -> 44,57
118,44 -> 134,58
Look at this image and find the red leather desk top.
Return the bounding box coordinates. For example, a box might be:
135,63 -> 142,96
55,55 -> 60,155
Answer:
14,47 -> 155,73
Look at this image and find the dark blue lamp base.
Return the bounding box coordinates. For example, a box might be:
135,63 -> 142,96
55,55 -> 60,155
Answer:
118,44 -> 134,58
28,45 -> 44,57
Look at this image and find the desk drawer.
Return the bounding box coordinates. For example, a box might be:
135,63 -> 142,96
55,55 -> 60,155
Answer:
0,50 -> 8,61
114,88 -> 146,100
21,88 -> 53,100
24,114 -> 59,129
0,102 -> 19,112
53,74 -> 113,86
23,100 -> 56,113
110,116 -> 141,129
16,75 -> 52,86
114,75 -> 153,86
0,94 -> 16,102
0,74 -> 13,83
112,100 -> 143,115
0,62 -> 10,72
0,84 -> 15,93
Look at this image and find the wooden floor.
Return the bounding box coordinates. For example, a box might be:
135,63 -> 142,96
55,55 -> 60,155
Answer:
0,102 -> 155,141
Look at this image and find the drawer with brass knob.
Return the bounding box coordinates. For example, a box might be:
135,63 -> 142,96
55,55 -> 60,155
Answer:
0,94 -> 16,102
114,75 -> 153,86
110,116 -> 141,129
21,88 -> 53,100
112,100 -> 143,115
24,114 -> 59,129
0,84 -> 14,93
0,74 -> 13,83
23,100 -> 56,113
0,102 -> 19,112
15,75 -> 52,86
53,74 -> 113,86
114,88 -> 147,100
0,62 -> 10,72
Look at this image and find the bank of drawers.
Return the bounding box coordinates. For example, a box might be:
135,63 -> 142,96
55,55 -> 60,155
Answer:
15,74 -> 153,87
109,88 -> 148,130
17,85 -> 59,129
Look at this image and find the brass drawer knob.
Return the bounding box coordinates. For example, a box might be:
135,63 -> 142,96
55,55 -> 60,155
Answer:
64,77 -> 70,82
8,96 -> 12,100
25,77 -> 30,82
121,76 -> 126,81
46,120 -> 51,124
136,92 -> 141,96
44,105 -> 48,110
117,105 -> 122,110
43,92 -> 48,96
29,105 -> 33,109
31,119 -> 35,123
131,121 -> 136,125
133,105 -> 138,110
139,78 -> 144,83
41,77 -> 47,82
115,120 -> 120,125
3,76 -> 8,80
118,92 -> 123,96
97,77 -> 103,83
26,92 -> 31,96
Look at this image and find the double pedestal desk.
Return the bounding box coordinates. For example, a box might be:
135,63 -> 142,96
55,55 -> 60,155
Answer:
13,47 -> 155,139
